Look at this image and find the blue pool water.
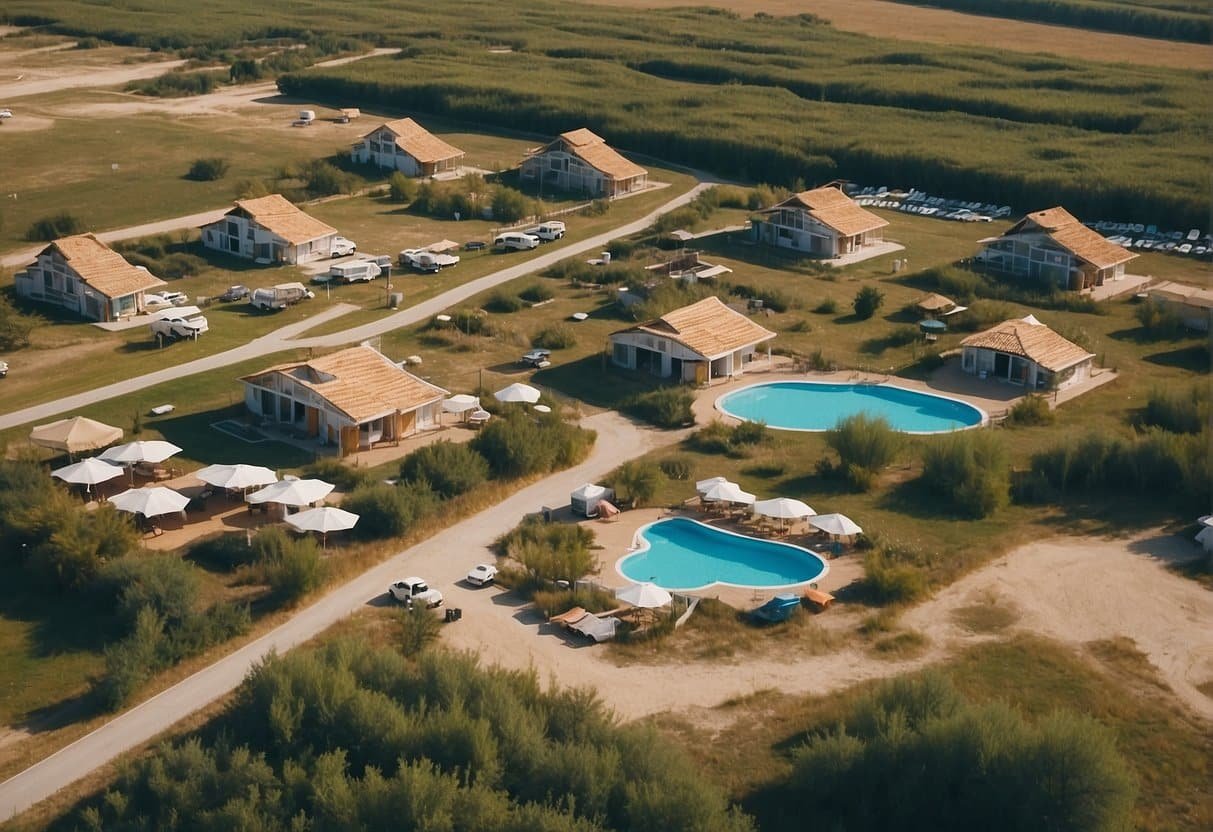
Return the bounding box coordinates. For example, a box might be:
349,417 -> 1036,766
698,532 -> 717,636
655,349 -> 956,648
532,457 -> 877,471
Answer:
717,381 -> 984,433
618,517 -> 828,591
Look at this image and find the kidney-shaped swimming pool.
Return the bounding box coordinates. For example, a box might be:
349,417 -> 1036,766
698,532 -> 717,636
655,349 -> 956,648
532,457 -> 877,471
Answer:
618,517 -> 828,592
717,381 -> 985,433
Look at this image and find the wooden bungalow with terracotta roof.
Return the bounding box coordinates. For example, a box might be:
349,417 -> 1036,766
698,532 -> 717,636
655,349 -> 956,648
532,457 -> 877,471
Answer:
13,233 -> 166,322
608,295 -> 776,384
351,118 -> 465,177
753,184 -> 888,258
960,315 -> 1094,391
520,129 -> 648,198
201,194 -> 341,265
974,206 -> 1137,292
240,345 -> 448,456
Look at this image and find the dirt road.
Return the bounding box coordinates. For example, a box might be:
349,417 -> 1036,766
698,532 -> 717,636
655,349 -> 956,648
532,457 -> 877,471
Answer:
0,58 -> 187,103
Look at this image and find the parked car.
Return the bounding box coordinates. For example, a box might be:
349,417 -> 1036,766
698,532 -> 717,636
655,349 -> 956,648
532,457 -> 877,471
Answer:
0,360 -> 8,377
464,240 -> 487,251
330,236 -> 357,258
161,291 -> 189,306
465,564 -> 498,586
524,221 -> 566,241
143,293 -> 172,310
493,232 -> 540,251
389,577 -> 443,607
219,285 -> 249,302
150,312 -> 209,340
399,248 -> 460,273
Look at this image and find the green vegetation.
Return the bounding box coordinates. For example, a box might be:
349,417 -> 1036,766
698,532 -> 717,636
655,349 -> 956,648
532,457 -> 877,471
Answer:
494,517 -> 598,595
531,323 -> 576,349
0,294 -> 37,350
127,68 -> 225,97
1133,297 -> 1186,338
888,0 -> 1210,43
1139,384 -> 1207,433
470,407 -> 596,478
397,602 -> 442,656
399,439 -> 490,499
862,546 -> 929,605
185,157 -> 229,181
68,641 -> 751,831
610,459 -> 664,507
25,212 -> 83,242
690,420 -> 773,457
623,386 -> 696,429
920,429 -> 1010,518
343,480 -> 439,540
1003,394 -> 1055,427
387,170 -> 417,203
824,414 -> 902,491
852,285 -> 885,320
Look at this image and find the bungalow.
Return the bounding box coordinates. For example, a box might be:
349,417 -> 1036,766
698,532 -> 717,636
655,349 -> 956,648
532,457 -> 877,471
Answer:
974,206 -> 1137,292
13,233 -> 166,322
960,315 -> 1093,391
520,128 -> 648,198
351,118 -> 464,177
201,194 -> 339,265
240,345 -> 448,457
753,184 -> 888,257
609,295 -> 776,384
1144,281 -> 1213,332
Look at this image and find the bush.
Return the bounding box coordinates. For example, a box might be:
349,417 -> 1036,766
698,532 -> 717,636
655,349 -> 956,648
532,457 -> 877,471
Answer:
0,294 -> 36,350
1004,394 -> 1055,428
302,160 -> 356,196
813,298 -> 838,314
863,548 -> 928,604
1134,300 -> 1185,339
624,387 -> 696,428
730,419 -> 770,447
531,324 -> 576,350
490,185 -> 534,222
659,457 -> 692,481
852,285 -> 885,320
531,585 -> 616,617
485,291 -> 524,313
299,458 -> 371,491
343,481 -> 439,540
399,440 -> 489,499
399,603 -> 443,656
263,539 -> 325,604
1139,386 -> 1206,434
447,308 -> 491,335
100,554 -> 200,630
689,421 -> 736,455
388,170 -> 417,203
471,409 -> 595,478
519,284 -> 554,303
611,460 -> 663,507
127,69 -> 223,97
920,429 -> 1009,517
825,414 -> 902,491
29,503 -> 141,591
186,157 -> 229,181
95,606 -> 164,711
26,212 -> 84,241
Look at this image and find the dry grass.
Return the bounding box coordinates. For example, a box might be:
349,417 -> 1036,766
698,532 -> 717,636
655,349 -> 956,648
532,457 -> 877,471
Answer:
586,0 -> 1213,69
951,591 -> 1021,634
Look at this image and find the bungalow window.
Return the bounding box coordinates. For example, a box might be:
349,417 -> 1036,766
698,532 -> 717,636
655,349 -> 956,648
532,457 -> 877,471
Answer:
550,157 -> 561,170
64,276 -> 76,295
42,272 -> 53,291
612,342 -> 629,366
227,221 -> 239,237
246,226 -> 254,240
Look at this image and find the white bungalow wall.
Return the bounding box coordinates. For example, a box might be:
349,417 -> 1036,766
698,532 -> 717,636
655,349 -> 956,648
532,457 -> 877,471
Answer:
351,128 -> 422,176
609,332 -> 763,382
202,214 -> 336,265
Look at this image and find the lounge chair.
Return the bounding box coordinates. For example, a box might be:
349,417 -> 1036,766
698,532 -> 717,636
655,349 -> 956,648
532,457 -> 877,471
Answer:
803,588 -> 835,613
569,612 -> 618,643
549,607 -> 590,627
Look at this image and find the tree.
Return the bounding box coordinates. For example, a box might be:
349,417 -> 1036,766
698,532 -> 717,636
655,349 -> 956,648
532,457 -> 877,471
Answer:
185,157 -> 229,181
400,440 -> 489,499
825,413 -> 902,491
920,429 -> 1009,517
852,285 -> 885,320
612,460 -> 663,507
399,603 -> 443,656
388,170 -> 417,203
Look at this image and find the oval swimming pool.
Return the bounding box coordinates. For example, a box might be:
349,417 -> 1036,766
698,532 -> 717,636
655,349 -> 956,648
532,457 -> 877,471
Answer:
717,381 -> 985,433
618,517 -> 828,592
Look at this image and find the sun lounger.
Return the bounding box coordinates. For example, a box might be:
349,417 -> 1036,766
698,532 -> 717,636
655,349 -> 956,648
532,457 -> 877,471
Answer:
549,606 -> 590,627
803,588 -> 835,612
569,613 -> 619,642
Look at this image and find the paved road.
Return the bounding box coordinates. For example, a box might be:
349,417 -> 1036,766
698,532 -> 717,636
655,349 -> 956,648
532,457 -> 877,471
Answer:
0,411 -> 682,821
0,182 -> 710,431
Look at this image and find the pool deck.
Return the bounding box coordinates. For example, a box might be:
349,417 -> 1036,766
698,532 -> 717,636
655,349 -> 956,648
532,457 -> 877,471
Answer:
584,507 -> 863,610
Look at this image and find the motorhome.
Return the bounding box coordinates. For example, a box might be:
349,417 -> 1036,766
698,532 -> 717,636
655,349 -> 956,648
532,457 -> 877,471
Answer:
250,282 -> 314,311
493,232 -> 540,251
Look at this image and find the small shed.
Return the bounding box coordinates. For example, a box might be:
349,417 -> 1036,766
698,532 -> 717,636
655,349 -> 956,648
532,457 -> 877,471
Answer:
571,483 -> 615,518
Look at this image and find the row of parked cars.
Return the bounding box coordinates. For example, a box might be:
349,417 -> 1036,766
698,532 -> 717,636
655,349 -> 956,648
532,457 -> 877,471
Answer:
387,563 -> 499,609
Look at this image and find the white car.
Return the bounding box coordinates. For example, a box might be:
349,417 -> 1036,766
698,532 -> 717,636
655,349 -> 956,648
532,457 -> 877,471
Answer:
143,293 -> 172,310
389,577 -> 443,608
0,360 -> 8,377
150,313 -> 208,340
161,291 -> 189,306
0,109 -> 12,120
330,236 -> 357,258
466,563 -> 498,586
493,232 -> 540,251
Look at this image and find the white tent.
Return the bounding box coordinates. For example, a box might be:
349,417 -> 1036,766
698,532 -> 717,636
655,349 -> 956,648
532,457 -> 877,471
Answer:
571,483 -> 614,518
247,478 -> 334,507
702,481 -> 756,505
442,394 -> 480,414
109,486 -> 190,518
30,416 -> 122,454
195,463 -> 278,491
616,582 -> 672,608
695,476 -> 731,496
286,506 -> 359,547
494,382 -> 541,404
753,497 -> 815,520
809,513 -> 863,537
51,457 -> 125,493
101,440 -> 183,465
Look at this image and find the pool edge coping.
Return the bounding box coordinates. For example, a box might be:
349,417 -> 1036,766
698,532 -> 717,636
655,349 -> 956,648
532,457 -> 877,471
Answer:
615,515 -> 831,594
713,378 -> 989,435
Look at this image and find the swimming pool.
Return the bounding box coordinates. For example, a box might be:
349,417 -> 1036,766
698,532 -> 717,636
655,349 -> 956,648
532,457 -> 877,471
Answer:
618,517 -> 828,592
716,381 -> 985,434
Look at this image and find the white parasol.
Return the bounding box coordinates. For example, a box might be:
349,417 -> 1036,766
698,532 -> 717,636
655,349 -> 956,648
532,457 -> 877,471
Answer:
109,486 -> 190,518
702,481 -> 756,505
753,497 -> 816,520
442,394 -> 481,414
51,457 -> 125,493
809,513 -> 863,537
616,581 -> 672,608
493,382 -> 541,404
285,506 -> 359,547
195,463 -> 278,491
101,440 -> 183,464
695,476 -> 731,496
247,478 -> 334,507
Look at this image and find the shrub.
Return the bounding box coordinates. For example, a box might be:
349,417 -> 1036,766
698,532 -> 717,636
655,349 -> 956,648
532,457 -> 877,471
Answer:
100,554 -> 200,630
399,440 -> 489,499
399,603 -> 443,656
920,429 -> 1009,517
1134,300 -> 1185,339
689,421 -> 736,455
730,419 -> 770,447
95,607 -> 164,710
186,157 -> 229,181
0,294 -> 36,350
259,533 -> 325,604
471,410 -> 594,478
300,458 -> 371,491
388,170 -> 417,203
659,457 -> 692,481
485,291 -> 524,313
825,414 -> 902,491
863,548 -> 928,604
1004,394 -> 1055,428
805,348 -> 835,371
611,460 -> 663,507
127,70 -> 222,97
623,387 -> 695,428
531,324 -> 576,350
343,481 -> 439,540
29,503 -> 141,591
813,298 -> 838,314
1139,385 -> 1206,434
852,285 -> 885,320
490,186 -> 534,222
447,308 -> 490,335
26,212 -> 84,241
531,586 -> 616,617
302,160 -> 356,196
519,284 -> 554,303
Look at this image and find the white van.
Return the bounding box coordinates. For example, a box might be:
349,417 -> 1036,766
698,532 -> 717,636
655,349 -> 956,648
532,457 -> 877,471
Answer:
525,221 -> 566,241
493,232 -> 540,251
324,260 -> 381,284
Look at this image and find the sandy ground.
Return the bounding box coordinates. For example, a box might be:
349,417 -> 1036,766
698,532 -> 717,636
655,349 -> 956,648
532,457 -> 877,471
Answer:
0,57 -> 185,102
589,0 -> 1213,70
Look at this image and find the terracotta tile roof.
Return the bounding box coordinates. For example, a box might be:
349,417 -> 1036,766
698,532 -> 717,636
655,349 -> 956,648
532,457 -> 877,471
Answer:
41,234 -> 165,299
1149,280 -> 1213,310
230,194 -> 337,246
242,346 -> 447,423
961,317 -> 1093,372
614,295 -> 776,359
555,128 -> 646,181
1004,206 -> 1136,270
775,186 -> 888,237
370,118 -> 464,164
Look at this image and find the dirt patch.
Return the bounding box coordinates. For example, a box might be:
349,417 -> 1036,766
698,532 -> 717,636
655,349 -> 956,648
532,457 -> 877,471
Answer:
0,114 -> 54,133
586,0 -> 1212,70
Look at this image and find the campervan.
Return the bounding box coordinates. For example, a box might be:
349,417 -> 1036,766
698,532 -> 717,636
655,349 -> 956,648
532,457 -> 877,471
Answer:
493,232 -> 540,251
250,282 -> 314,311
324,260 -> 381,284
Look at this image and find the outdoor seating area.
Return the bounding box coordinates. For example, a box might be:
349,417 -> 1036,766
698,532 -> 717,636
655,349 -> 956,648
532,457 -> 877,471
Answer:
692,476 -> 862,549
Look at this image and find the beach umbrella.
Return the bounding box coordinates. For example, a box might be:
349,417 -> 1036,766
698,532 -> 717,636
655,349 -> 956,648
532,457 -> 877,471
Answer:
809,513 -> 863,537
30,416 -> 122,455
493,382 -> 541,404
195,463 -> 278,491
285,506 -> 359,547
918,318 -> 947,333
702,481 -> 756,505
754,497 -> 816,520
442,394 -> 480,414
247,478 -> 334,507
101,440 -> 182,465
695,476 -> 731,495
616,581 -> 672,608
51,457 -> 125,495
110,485 -> 190,518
